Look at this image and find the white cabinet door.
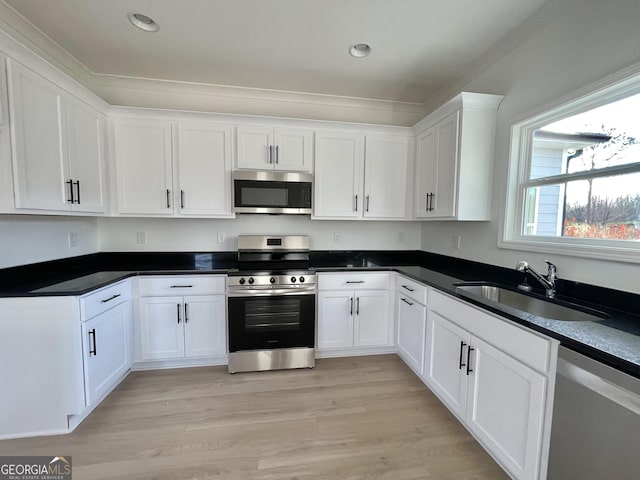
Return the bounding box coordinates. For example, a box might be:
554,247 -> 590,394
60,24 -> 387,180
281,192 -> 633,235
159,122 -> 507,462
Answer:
273,128 -> 313,172
82,302 -> 130,406
354,290 -> 391,347
317,291 -> 354,349
363,135 -> 409,219
425,311 -> 470,419
313,131 -> 364,218
138,296 -> 185,360
115,118 -> 174,214
236,125 -> 273,170
177,122 -> 233,216
396,295 -> 427,375
65,98 -> 105,213
466,336 -> 547,480
415,111 -> 459,219
7,59 -> 69,211
183,295 -> 226,357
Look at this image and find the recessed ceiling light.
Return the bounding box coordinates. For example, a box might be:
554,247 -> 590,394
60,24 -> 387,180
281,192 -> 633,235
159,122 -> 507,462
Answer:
127,12 -> 159,32
349,43 -> 371,58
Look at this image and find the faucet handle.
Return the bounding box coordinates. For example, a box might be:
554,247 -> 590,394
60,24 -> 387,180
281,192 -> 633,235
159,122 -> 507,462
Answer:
544,260 -> 558,279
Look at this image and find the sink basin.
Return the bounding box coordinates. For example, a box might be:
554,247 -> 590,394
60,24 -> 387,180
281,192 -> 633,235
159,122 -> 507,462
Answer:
454,283 -> 608,322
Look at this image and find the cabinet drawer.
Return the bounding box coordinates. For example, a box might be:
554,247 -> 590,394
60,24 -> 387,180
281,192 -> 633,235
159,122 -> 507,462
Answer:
137,275 -> 226,296
396,275 -> 428,305
318,272 -> 391,291
81,280 -> 131,321
429,289 -> 554,373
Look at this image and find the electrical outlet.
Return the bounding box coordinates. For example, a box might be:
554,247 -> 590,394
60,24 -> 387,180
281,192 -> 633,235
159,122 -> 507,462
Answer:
398,231 -> 406,243
136,231 -> 147,245
68,232 -> 78,248
217,232 -> 226,244
452,235 -> 461,249
333,232 -> 341,243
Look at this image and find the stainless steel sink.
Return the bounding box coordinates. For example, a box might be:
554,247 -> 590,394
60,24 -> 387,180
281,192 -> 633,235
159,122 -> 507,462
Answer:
454,283 -> 608,322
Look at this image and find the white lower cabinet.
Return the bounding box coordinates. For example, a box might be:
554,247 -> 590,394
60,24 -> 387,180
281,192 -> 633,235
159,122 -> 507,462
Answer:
424,289 -> 557,480
81,302 -> 130,406
396,287 -> 427,375
138,295 -> 226,361
317,272 -> 393,354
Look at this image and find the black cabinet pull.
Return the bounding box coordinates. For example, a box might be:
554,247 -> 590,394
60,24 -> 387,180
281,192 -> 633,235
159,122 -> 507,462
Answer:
170,285 -> 193,288
101,293 -> 121,303
459,341 -> 467,370
346,281 -> 365,284
426,193 -> 435,212
354,194 -> 358,212
401,285 -> 415,292
66,179 -> 74,203
166,189 -> 171,208
184,303 -> 189,324
180,190 -> 185,209
73,180 -> 81,204
275,145 -> 279,164
268,145 -> 273,164
356,297 -> 360,315
177,303 -> 181,324
466,346 -> 475,375
89,329 -> 97,356
401,297 -> 413,306
425,193 -> 429,212
350,297 -> 353,316
366,195 -> 370,212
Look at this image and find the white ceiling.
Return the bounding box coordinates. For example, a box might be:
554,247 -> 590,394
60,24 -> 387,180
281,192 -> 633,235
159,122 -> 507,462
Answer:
2,0 -> 549,104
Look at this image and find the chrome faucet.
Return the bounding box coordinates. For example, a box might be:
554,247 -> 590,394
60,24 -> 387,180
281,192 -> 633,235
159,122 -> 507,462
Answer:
515,260 -> 558,298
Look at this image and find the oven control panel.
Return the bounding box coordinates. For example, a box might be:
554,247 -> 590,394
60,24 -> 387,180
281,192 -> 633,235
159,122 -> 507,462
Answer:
228,274 -> 316,288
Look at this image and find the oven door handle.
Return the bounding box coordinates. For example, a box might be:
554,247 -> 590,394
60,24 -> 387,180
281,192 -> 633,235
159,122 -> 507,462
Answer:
228,288 -> 316,297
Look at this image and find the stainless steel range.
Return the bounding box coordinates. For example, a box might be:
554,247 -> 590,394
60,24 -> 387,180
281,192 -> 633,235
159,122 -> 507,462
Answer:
227,235 -> 316,373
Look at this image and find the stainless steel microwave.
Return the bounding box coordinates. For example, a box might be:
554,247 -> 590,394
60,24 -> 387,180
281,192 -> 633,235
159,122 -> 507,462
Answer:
233,171 -> 312,214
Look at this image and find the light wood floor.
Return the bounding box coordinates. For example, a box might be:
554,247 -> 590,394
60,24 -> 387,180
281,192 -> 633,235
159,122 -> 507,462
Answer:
1,355 -> 507,479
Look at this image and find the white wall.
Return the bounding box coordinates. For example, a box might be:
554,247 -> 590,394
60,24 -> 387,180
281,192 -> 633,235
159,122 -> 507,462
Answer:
98,217 -> 421,252
0,215 -> 98,268
421,0 -> 640,293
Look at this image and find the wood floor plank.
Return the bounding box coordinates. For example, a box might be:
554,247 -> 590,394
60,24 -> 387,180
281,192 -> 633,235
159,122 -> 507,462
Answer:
0,355 -> 507,479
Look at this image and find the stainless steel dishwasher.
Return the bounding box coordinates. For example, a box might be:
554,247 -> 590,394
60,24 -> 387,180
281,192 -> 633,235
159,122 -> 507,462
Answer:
547,346 -> 640,479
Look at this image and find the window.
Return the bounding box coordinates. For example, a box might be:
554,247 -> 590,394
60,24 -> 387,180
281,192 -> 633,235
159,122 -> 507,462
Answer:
503,69 -> 640,262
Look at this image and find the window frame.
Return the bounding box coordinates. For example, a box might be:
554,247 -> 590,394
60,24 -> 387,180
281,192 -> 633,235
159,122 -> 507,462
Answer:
501,65 -> 640,264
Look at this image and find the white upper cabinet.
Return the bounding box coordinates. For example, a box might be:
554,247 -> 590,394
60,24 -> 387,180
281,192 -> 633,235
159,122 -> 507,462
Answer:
363,135 -> 410,219
236,125 -> 312,172
313,131 -> 364,218
7,59 -> 106,213
176,122 -> 233,216
114,118 -> 174,215
314,131 -> 411,219
414,92 -> 503,221
113,118 -> 233,217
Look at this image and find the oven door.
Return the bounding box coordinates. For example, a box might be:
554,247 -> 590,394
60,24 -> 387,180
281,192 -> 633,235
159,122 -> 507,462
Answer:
228,290 -> 315,352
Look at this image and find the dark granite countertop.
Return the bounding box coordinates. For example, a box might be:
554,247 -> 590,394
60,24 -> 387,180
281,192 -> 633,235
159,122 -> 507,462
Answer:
1,250 -> 639,378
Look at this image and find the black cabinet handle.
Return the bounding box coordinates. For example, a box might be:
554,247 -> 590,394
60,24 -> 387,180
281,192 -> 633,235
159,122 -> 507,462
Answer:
350,297 -> 353,316
426,193 -> 435,212
170,285 -> 193,288
184,303 -> 189,324
346,281 -> 365,284
66,179 -> 74,203
166,189 -> 171,208
180,190 -> 185,209
356,297 -> 360,315
459,341 -> 467,370
177,303 -> 181,324
401,285 -> 415,292
366,195 -> 370,212
354,194 -> 358,212
275,145 -> 279,164
89,328 -> 97,356
73,180 -> 81,204
426,193 -> 429,212
466,346 -> 475,375
101,293 -> 121,303
268,145 -> 273,164
400,297 -> 413,306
